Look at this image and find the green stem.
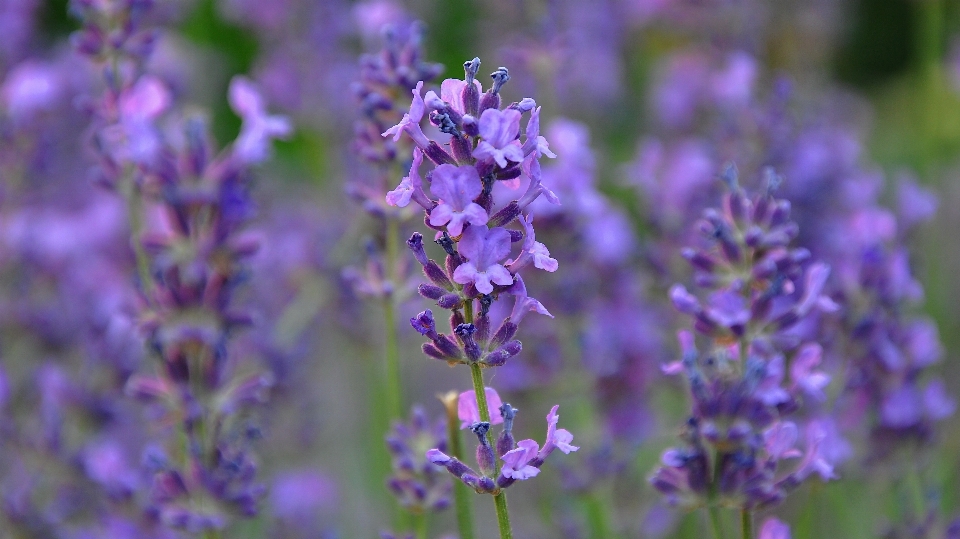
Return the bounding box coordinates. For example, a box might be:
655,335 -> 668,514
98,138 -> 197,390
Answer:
494,491 -> 513,539
413,512 -> 428,539
120,174 -> 153,300
906,463 -> 927,518
740,508 -> 753,539
383,216 -> 402,422
468,361 -> 513,539
583,492 -> 612,539
708,506 -> 725,539
446,400 -> 476,539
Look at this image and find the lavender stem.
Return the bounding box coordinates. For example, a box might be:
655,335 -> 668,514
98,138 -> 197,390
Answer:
468,360 -> 513,539
444,393 -> 476,539
741,508 -> 753,539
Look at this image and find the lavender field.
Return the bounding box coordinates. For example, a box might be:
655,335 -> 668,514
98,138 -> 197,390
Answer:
2,0 -> 960,538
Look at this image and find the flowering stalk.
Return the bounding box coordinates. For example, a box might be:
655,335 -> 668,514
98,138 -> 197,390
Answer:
653,168 -> 838,535
440,391 -> 476,539
73,2 -> 291,535
384,56 -> 576,539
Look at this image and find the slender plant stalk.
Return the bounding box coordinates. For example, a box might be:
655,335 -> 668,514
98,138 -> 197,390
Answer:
583,493 -> 612,539
709,506 -> 725,539
383,215 -> 403,422
120,175 -> 153,299
467,330 -> 513,539
445,395 -> 476,539
494,491 -> 513,539
740,508 -> 753,539
413,512 -> 428,539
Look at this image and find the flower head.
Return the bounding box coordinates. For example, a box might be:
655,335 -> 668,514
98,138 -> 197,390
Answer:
500,439 -> 540,480
473,108 -> 524,168
452,226 -> 513,294
428,164 -> 488,236
458,388 -> 504,429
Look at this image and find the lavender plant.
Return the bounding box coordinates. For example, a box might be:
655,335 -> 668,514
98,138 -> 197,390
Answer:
382,57 -> 578,539
652,169 -> 838,538
72,0 -> 290,534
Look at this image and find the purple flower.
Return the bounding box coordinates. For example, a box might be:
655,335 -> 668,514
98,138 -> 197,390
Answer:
473,108 -> 524,168
521,106 -> 556,159
500,439 -> 541,480
763,422 -> 802,460
789,344 -> 830,401
452,226 -> 513,294
458,388 -> 504,428
386,148 -> 427,208
437,78 -> 482,115
229,75 -> 292,164
759,518 -> 791,539
382,80 -> 429,147
428,164 -> 489,236
506,214 -> 558,273
506,275 -> 553,325
796,421 -> 837,481
542,405 -> 579,455
922,380 -> 955,420
1,60 -> 61,122
101,75 -> 170,164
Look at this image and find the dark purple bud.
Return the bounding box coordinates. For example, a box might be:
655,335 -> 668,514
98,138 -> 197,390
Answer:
418,284 -> 445,300
422,342 -> 446,360
495,165 -> 522,181
490,320 -> 518,349
407,233 -> 429,266
479,68 -> 509,112
451,134 -> 473,164
438,293 -> 463,310
424,260 -> 454,289
769,199 -> 791,226
455,323 -> 482,362
462,58 -> 481,116
462,115 -> 479,137
434,334 -> 463,359
496,404 -> 517,457
474,312 -> 491,345
682,248 -> 715,273
483,340 -> 521,367
471,422 -> 495,475
508,229 -> 524,243
411,309 -> 438,338
424,141 -> 456,165
489,201 -> 520,227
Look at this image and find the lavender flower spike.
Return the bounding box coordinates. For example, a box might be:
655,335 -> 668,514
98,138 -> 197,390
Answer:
229,76 -> 292,164
428,164 -> 489,236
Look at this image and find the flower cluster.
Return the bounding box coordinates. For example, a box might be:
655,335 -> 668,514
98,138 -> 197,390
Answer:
383,57 -> 575,505
426,388 -> 577,493
73,0 -> 290,532
652,170 -> 838,510
385,407 -> 451,513
353,20 -> 443,167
